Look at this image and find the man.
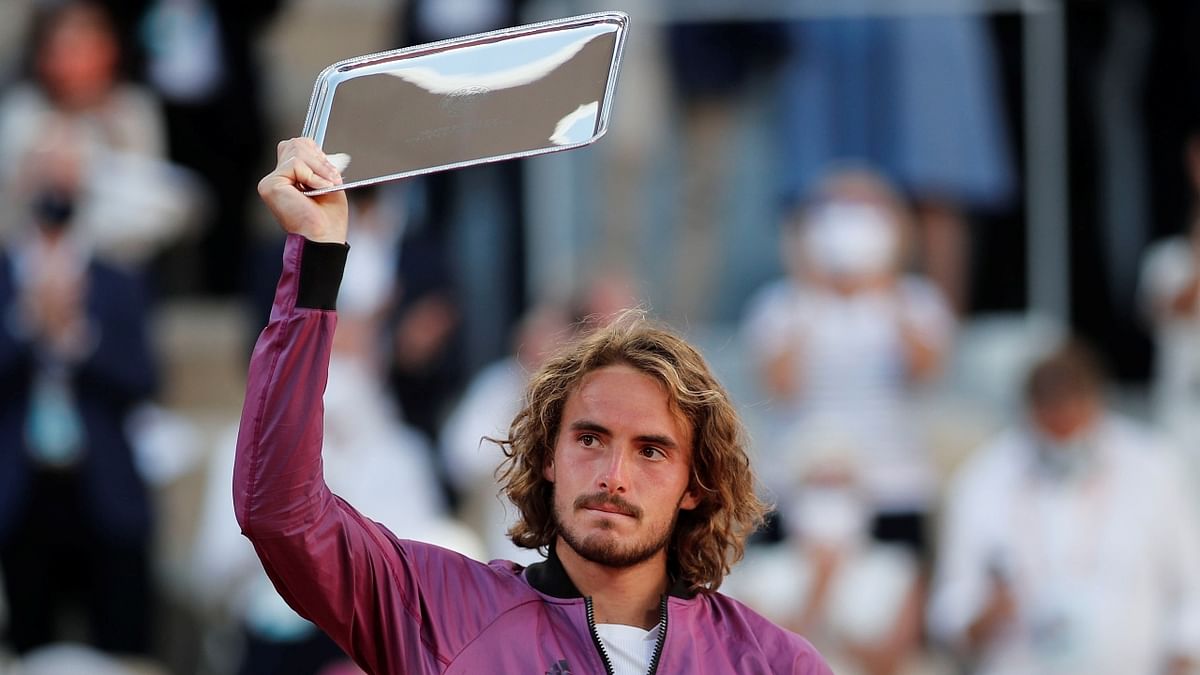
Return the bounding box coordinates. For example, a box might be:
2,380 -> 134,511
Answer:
235,138 -> 833,674
0,138 -> 158,655
927,341 -> 1200,674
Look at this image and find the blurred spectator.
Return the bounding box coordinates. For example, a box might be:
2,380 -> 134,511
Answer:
441,301 -> 575,565
928,341 -> 1200,674
571,267 -> 642,331
590,2 -> 669,311
387,229 -> 461,438
0,137 -> 159,656
385,200 -> 464,502
333,186 -> 405,369
1139,132 -> 1200,457
740,168 -> 951,674
662,19 -> 786,321
776,13 -> 1015,313
0,0 -> 197,269
399,0 -> 526,42
191,191 -> 479,674
742,168 -> 954,554
723,436 -> 923,675
128,0 -> 283,295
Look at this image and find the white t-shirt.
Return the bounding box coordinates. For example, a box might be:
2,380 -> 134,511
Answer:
741,277 -> 954,512
928,416 -> 1200,674
595,622 -> 660,675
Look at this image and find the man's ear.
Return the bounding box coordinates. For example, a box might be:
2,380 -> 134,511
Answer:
679,486 -> 700,511
679,456 -> 701,511
543,454 -> 555,483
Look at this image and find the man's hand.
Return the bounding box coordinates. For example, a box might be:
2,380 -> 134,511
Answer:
966,574 -> 1017,652
21,270 -> 90,358
257,138 -> 348,243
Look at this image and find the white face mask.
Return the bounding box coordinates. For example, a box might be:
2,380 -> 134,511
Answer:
802,203 -> 899,280
1033,431 -> 1097,481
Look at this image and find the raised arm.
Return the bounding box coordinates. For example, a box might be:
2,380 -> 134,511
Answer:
237,141 -> 533,675
233,140 -> 451,674
234,137 -> 347,534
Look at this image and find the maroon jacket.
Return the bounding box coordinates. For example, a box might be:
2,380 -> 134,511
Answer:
234,234 -> 834,674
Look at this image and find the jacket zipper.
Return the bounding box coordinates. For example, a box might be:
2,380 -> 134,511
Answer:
585,595 -> 670,675
646,594 -> 668,675
586,597 -> 616,675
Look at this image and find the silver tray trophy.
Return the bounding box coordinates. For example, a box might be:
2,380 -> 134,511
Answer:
300,11 -> 629,195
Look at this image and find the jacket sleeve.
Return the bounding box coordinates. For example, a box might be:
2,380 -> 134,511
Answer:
233,234 -> 470,674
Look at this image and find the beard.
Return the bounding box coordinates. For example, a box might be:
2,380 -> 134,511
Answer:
553,490 -> 680,568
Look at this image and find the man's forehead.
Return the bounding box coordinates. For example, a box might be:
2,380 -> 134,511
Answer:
563,364 -> 693,447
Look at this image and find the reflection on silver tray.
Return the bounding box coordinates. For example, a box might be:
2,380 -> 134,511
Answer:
300,11 -> 628,195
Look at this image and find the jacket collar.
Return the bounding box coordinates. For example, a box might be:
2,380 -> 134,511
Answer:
523,543 -> 698,600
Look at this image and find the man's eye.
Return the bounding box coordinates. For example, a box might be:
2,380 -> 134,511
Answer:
640,446 -> 666,460
579,434 -> 598,447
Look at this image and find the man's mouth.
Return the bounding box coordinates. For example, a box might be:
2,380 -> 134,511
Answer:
586,504 -> 634,517
576,495 -> 639,519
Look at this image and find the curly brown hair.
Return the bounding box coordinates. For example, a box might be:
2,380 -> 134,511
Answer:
493,311 -> 768,592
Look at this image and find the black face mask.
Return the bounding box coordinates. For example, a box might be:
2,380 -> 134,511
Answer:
31,188 -> 75,232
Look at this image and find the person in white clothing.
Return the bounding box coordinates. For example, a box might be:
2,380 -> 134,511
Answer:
742,168 -> 954,551
0,1 -> 197,266
928,340 -> 1200,675
741,168 -> 952,675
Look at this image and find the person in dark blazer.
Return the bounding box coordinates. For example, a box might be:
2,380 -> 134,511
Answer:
0,152 -> 159,656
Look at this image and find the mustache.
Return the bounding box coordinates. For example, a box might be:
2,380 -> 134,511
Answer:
574,493 -> 642,519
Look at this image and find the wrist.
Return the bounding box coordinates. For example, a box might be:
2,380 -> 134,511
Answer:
295,236 -> 350,310
303,231 -> 347,245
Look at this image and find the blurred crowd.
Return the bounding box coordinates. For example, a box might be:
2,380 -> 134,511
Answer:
0,1 -> 1199,674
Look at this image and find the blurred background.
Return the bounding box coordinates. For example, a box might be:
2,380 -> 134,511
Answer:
0,0 -> 1199,673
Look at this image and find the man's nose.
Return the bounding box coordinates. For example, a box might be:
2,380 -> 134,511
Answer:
597,448 -> 627,494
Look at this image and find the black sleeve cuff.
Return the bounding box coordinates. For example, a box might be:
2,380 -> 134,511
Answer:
297,239 -> 350,310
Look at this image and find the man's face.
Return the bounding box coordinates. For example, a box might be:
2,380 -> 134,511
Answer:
545,364 -> 699,569
1031,394 -> 1099,443
39,7 -> 119,108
